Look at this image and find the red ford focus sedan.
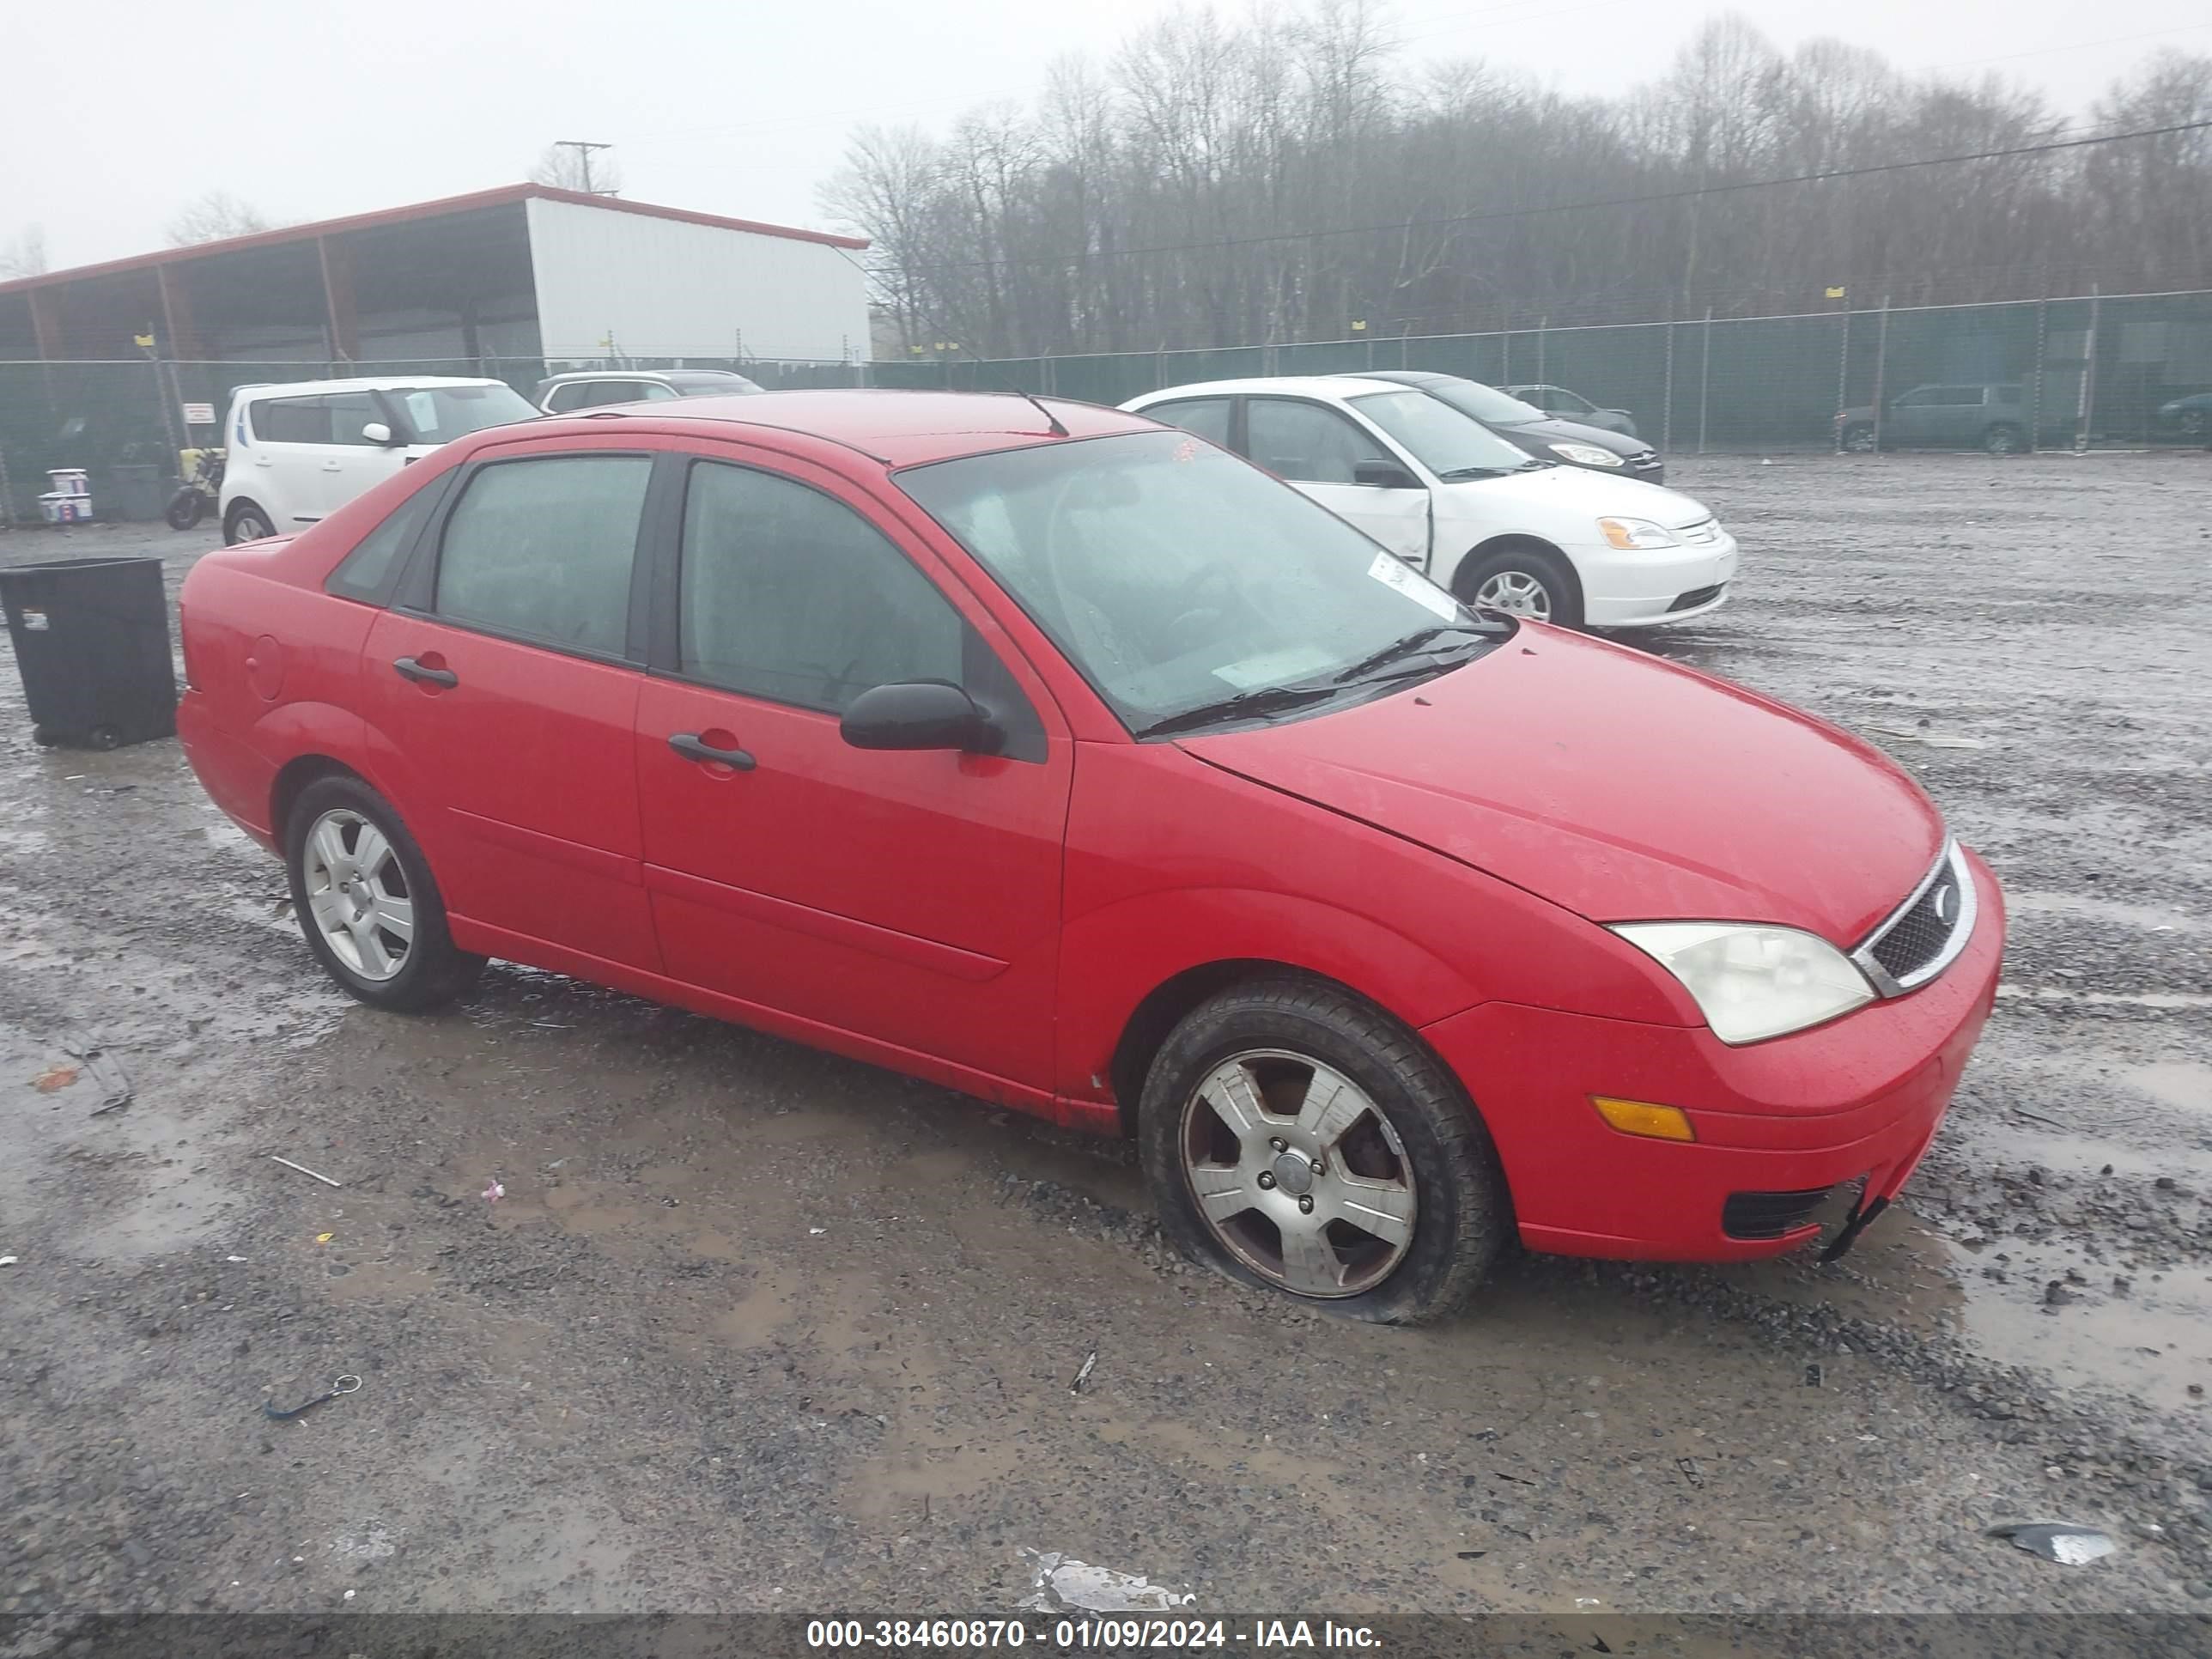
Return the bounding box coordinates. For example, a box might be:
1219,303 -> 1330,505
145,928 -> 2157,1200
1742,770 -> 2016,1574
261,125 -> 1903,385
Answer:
177,391 -> 2003,1322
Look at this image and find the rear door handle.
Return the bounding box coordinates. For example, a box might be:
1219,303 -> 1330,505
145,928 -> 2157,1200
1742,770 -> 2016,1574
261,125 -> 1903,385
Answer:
392,656 -> 458,688
669,732 -> 756,770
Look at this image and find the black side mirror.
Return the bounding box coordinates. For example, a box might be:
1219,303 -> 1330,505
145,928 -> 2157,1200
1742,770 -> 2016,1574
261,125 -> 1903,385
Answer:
1353,459 -> 1420,489
841,681 -> 1000,753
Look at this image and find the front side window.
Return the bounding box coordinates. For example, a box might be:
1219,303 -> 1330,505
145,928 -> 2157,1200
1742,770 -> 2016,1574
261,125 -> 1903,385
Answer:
392,383 -> 538,443
897,431 -> 1509,735
324,392 -> 381,445
1551,388 -> 1596,414
1245,399 -> 1389,485
678,461 -> 963,714
432,455 -> 650,655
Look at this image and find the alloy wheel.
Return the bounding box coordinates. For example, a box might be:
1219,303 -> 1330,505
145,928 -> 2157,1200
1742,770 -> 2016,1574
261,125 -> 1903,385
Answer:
301,808 -> 415,981
1473,568 -> 1553,620
1178,1048 -> 1419,1298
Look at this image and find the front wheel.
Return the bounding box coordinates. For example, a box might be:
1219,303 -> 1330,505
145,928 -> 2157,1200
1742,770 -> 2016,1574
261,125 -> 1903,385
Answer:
1455,544 -> 1583,629
2179,410 -> 2207,439
1138,979 -> 1509,1324
1838,422 -> 1877,454
284,776 -> 484,1012
1982,422 -> 2025,456
165,489 -> 205,531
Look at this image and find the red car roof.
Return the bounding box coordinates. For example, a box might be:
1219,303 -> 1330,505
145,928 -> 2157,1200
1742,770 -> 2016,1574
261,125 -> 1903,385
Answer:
528,389 -> 1157,469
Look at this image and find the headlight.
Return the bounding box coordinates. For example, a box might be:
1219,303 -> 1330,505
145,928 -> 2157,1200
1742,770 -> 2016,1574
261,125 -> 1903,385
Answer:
1597,516 -> 1679,550
1552,442 -> 1623,466
1608,922 -> 1875,1044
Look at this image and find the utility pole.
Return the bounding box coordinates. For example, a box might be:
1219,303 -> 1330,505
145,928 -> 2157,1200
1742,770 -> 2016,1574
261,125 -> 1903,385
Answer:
554,140 -> 615,195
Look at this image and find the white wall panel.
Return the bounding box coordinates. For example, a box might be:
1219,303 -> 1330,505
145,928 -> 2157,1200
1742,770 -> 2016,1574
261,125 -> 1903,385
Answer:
526,198 -> 868,363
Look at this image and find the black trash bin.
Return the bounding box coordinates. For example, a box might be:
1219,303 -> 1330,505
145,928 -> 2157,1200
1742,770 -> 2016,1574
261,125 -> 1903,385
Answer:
0,557 -> 178,750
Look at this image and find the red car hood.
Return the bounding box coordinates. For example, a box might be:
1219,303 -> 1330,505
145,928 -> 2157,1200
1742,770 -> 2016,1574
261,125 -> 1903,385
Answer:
1177,628 -> 1944,945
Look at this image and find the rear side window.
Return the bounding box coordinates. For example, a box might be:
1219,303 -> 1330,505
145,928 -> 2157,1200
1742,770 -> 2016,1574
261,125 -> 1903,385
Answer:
678,461 -> 963,713
432,456 -> 651,656
1143,398 -> 1232,447
327,477 -> 447,603
256,397 -> 329,443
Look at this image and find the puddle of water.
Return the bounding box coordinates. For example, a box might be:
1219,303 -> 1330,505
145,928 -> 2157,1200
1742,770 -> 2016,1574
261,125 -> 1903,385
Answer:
2004,889 -> 2198,933
1941,1237 -> 2212,1418
2128,1060 -> 2212,1118
1997,984 -> 2212,1011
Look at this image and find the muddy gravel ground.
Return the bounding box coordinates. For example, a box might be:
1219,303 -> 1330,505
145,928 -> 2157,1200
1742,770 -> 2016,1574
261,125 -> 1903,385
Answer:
3,453 -> 2211,1641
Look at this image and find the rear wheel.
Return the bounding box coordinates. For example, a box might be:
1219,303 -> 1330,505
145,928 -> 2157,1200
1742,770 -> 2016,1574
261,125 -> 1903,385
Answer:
1455,543 -> 1583,629
284,776 -> 483,1012
1982,422 -> 2025,456
1138,978 -> 1508,1324
165,489 -> 205,531
224,501 -> 274,544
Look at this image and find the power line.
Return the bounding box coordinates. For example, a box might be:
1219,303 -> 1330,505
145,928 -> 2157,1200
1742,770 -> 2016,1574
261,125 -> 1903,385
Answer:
896,116 -> 2212,277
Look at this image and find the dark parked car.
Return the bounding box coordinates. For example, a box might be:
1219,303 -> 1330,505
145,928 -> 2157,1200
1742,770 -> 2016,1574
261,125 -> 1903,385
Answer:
1358,372 -> 1664,484
1835,383 -> 2065,455
1504,384 -> 1639,439
2154,392 -> 2212,441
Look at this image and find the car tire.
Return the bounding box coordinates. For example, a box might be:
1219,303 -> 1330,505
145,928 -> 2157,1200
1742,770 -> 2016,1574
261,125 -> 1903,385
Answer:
1454,543 -> 1583,629
1982,423 -> 2026,456
1838,422 -> 1877,454
1137,977 -> 1510,1325
2179,410 -> 2207,439
224,501 -> 275,544
284,775 -> 484,1012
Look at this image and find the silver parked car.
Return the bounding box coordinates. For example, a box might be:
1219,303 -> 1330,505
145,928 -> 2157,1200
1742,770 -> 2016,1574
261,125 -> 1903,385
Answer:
535,368 -> 764,413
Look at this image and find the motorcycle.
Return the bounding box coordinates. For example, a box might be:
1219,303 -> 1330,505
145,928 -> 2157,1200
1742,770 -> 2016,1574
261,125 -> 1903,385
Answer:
166,446 -> 226,530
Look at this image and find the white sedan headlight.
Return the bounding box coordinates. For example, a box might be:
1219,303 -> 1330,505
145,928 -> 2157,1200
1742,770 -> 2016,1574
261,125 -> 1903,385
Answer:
1552,442 -> 1623,467
1608,922 -> 1875,1044
1597,516 -> 1679,550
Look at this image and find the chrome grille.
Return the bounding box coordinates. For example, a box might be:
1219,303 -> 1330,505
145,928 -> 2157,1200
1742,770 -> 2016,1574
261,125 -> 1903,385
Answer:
1851,840 -> 1976,996
1675,519 -> 1720,544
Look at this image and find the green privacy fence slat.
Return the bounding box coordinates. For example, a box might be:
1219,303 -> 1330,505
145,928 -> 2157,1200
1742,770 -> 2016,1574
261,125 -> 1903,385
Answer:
7,293 -> 2209,518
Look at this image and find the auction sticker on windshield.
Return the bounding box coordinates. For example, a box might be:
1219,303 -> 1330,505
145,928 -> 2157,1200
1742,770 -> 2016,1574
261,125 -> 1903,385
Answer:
1212,645 -> 1340,690
1365,550 -> 1459,620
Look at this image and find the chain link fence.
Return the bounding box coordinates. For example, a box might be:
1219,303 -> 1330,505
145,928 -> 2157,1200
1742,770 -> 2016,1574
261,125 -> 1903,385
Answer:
6,289 -> 2209,523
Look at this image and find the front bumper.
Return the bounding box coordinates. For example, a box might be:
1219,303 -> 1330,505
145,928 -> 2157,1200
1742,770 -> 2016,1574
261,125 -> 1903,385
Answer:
1577,529 -> 1740,627
1421,851 -> 2004,1262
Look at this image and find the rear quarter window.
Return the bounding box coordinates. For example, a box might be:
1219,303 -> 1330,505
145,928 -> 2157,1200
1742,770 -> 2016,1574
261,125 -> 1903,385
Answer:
326,476 -> 452,604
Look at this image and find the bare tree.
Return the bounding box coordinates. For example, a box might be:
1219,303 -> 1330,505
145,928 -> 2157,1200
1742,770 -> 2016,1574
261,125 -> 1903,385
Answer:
165,191 -> 278,246
530,143 -> 623,194
823,2 -> 2203,356
0,223 -> 46,277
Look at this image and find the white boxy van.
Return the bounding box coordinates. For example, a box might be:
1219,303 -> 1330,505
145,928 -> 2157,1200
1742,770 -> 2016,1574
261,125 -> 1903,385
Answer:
218,376 -> 538,544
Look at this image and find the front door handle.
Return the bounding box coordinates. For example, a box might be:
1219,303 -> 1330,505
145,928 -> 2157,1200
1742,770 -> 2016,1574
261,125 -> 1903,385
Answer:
669,732 -> 756,770
392,655 -> 458,688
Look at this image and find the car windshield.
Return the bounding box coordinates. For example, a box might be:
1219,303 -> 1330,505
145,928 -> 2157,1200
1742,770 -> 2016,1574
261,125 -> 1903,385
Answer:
1348,388 -> 1542,479
1416,377 -> 1547,426
896,430 -> 1510,735
389,384 -> 539,443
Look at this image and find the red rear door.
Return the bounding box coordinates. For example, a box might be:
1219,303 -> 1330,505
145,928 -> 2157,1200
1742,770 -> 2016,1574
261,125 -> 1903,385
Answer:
631,450 -> 1070,1094
359,448 -> 660,971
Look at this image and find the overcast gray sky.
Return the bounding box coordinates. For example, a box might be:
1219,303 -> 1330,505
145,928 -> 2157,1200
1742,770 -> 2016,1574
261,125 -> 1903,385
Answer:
8,0 -> 2209,271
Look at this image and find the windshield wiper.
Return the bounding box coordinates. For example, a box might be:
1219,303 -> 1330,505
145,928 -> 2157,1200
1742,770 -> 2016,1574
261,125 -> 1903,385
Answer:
1137,683 -> 1346,738
1327,622 -> 1498,685
1433,465 -> 1518,481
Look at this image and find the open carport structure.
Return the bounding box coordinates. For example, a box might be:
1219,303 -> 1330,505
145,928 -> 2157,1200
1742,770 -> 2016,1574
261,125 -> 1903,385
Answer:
0,182 -> 870,368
